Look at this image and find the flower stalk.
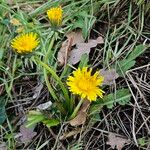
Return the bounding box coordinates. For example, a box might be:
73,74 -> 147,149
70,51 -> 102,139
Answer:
69,98 -> 84,120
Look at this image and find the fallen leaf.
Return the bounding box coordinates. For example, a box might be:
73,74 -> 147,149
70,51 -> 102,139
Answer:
68,36 -> 104,65
32,83 -> 43,99
68,46 -> 91,65
10,18 -> 22,26
88,36 -> 103,48
69,99 -> 90,126
69,111 -> 87,126
36,101 -> 52,110
57,37 -> 73,66
100,69 -> 119,85
80,99 -> 91,112
59,128 -> 81,140
66,30 -> 84,46
96,36 -> 104,44
106,132 -> 130,150
19,125 -> 37,143
57,30 -> 104,66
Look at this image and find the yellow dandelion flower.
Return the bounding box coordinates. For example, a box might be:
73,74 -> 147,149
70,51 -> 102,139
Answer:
11,32 -> 40,54
47,6 -> 62,27
67,67 -> 105,101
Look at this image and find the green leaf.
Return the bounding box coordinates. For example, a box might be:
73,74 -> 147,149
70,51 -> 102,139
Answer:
42,119 -> 59,128
116,44 -> 149,76
26,110 -> 59,128
72,19 -> 84,29
103,89 -> 131,108
117,60 -> 136,76
92,89 -> 131,109
137,137 -> 147,146
90,104 -> 103,115
26,111 -> 45,128
0,97 -> 6,125
127,44 -> 148,61
72,11 -> 96,39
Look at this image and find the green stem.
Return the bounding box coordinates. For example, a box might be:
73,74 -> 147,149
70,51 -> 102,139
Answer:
7,55 -> 17,100
44,32 -> 55,63
43,34 -> 58,100
69,98 -> 84,120
36,58 -> 71,110
44,69 -> 58,100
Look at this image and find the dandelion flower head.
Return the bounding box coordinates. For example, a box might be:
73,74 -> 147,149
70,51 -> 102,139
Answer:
47,6 -> 62,27
11,32 -> 39,54
67,67 -> 104,101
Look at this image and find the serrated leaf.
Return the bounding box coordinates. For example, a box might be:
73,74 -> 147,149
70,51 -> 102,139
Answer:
91,89 -> 131,109
103,89 -> 131,108
117,60 -> 136,76
116,44 -> 149,76
127,44 -> 147,61
90,104 -> 103,115
117,89 -> 131,105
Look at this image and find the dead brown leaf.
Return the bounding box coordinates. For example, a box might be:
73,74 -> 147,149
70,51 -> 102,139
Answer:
19,126 -> 37,143
57,30 -> 104,66
57,37 -> 73,66
32,83 -> 43,99
68,36 -> 104,65
66,30 -> 84,46
59,128 -> 82,140
68,45 -> 91,65
100,69 -> 119,85
10,18 -> 22,26
69,99 -> 90,126
69,111 -> 87,126
36,101 -> 52,110
107,132 -> 130,150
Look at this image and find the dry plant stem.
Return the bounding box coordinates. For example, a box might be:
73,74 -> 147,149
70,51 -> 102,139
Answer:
126,72 -> 150,133
132,104 -> 138,146
117,62 -> 150,133
64,37 -> 73,67
69,98 -> 84,120
49,128 -> 66,150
